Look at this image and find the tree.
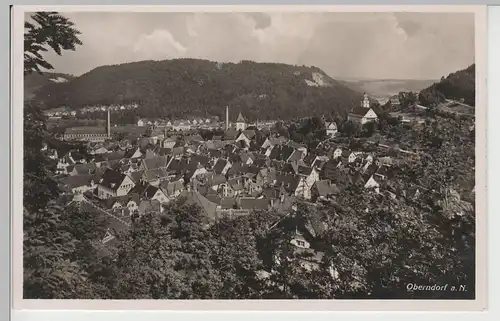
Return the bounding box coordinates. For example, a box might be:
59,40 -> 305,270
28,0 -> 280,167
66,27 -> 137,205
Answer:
23,12 -> 92,299
24,12 -> 83,75
361,121 -> 377,138
340,120 -> 361,138
398,91 -> 418,109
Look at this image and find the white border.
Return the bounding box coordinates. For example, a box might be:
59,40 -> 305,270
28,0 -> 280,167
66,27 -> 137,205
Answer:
12,4 -> 488,313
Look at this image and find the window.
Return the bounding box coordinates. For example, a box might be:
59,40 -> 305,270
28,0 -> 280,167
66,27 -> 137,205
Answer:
297,240 -> 305,247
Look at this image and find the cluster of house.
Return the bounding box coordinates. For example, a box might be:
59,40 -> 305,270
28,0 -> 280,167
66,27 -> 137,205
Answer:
43,106 -> 76,118
137,117 -> 219,131
44,103 -> 140,118
51,109 -> 414,231
49,94 -> 444,281
80,103 -> 139,114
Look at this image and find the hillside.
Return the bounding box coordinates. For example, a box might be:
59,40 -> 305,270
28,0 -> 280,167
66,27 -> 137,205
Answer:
418,64 -> 475,107
24,72 -> 74,100
340,79 -> 437,104
32,59 -> 365,121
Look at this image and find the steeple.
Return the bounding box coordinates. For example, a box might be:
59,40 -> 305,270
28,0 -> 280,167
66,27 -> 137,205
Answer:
236,112 -> 245,122
236,112 -> 246,131
361,93 -> 370,108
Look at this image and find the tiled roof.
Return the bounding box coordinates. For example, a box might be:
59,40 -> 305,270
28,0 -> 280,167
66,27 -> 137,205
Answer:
142,155 -> 169,170
239,197 -> 270,210
59,174 -> 94,189
72,163 -> 98,175
298,165 -> 313,176
313,180 -> 339,197
179,190 -> 218,220
138,199 -> 162,215
65,126 -> 107,135
213,159 -> 229,174
159,180 -> 185,196
99,169 -> 127,191
130,181 -> 161,199
349,107 -> 371,116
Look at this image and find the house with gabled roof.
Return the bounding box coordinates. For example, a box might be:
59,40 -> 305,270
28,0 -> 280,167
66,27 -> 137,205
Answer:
178,190 -> 219,224
59,174 -> 99,194
224,129 -> 239,141
235,130 -> 256,149
269,145 -> 295,162
141,167 -> 170,186
130,181 -> 169,204
238,197 -> 270,211
124,147 -> 143,159
213,158 -> 232,175
311,180 -> 339,202
224,177 -> 245,197
139,155 -> 170,171
96,169 -> 136,199
69,162 -> 98,176
137,199 -> 163,215
325,121 -> 338,138
256,167 -> 276,187
274,174 -> 301,196
159,179 -> 185,200
287,149 -> 303,163
239,152 -> 255,165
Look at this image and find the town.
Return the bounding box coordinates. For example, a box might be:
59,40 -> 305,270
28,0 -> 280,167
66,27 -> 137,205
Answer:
22,10 -> 477,301
36,90 -> 475,282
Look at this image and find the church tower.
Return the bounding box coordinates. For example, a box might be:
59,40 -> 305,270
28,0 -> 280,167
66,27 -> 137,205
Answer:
361,93 -> 370,108
236,112 -> 246,131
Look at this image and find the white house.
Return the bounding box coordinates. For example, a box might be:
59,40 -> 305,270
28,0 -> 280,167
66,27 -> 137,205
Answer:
97,169 -> 136,199
295,166 -> 320,200
332,148 -> 342,159
325,122 -> 338,138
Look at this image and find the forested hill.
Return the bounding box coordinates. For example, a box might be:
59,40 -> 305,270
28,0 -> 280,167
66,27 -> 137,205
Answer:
31,59 -> 365,121
418,64 -> 475,107
24,72 -> 74,100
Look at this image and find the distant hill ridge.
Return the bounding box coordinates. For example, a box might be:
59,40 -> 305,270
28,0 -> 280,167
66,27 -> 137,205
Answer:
418,64 -> 475,107
24,72 -> 74,100
29,58 -> 366,121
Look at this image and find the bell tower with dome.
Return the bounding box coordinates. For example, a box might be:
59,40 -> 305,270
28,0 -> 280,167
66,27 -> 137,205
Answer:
361,93 -> 370,108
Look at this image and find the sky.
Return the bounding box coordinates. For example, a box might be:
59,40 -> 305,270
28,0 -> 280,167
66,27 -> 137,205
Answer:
26,11 -> 475,80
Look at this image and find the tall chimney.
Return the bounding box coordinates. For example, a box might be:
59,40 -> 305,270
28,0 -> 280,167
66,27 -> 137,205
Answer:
226,105 -> 229,131
107,108 -> 111,137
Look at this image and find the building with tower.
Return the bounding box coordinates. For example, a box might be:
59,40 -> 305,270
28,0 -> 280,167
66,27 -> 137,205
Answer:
347,93 -> 378,125
236,112 -> 246,131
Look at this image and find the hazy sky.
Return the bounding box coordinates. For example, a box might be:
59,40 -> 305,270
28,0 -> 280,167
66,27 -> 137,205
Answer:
27,11 -> 475,80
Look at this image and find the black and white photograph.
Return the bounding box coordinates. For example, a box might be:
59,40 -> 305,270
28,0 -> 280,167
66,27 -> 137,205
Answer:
16,6 -> 485,306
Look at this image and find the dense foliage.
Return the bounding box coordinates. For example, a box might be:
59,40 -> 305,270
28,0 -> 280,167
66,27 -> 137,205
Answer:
32,59 -> 364,121
24,72 -> 74,100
